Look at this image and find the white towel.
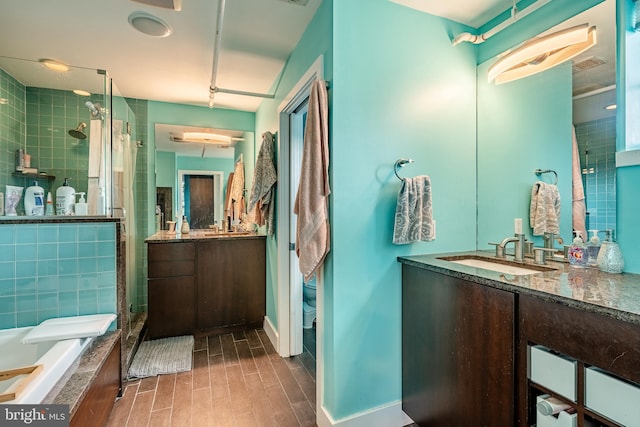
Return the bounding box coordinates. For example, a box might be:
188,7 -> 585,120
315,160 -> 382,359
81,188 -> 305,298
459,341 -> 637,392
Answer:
393,176 -> 434,244
227,160 -> 245,221
294,80 -> 330,281
530,181 -> 561,236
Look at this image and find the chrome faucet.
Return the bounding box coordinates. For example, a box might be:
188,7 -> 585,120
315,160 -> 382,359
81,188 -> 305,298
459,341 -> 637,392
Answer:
490,234 -> 525,261
543,232 -> 564,251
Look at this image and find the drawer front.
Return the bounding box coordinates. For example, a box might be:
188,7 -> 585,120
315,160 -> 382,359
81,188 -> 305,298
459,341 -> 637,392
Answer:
148,242 -> 195,262
585,367 -> 640,427
529,345 -> 577,401
148,260 -> 194,278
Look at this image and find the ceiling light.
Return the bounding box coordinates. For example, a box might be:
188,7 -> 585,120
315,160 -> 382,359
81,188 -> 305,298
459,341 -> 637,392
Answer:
39,59 -> 69,72
604,104 -> 617,110
182,132 -> 231,142
0,98 -> 8,105
73,89 -> 91,96
488,24 -> 597,84
128,11 -> 173,37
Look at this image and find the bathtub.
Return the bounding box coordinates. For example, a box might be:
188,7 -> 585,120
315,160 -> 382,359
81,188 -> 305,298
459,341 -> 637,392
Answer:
0,327 -> 93,404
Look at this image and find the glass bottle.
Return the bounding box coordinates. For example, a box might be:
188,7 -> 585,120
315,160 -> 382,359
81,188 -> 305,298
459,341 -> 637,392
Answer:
596,229 -> 624,274
586,230 -> 601,267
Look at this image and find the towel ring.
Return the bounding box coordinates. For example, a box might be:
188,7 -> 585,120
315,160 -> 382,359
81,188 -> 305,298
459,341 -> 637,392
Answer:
534,168 -> 558,185
394,158 -> 414,181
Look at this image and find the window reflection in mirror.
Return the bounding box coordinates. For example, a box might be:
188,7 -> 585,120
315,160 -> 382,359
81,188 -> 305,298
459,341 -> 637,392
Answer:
477,0 -> 615,248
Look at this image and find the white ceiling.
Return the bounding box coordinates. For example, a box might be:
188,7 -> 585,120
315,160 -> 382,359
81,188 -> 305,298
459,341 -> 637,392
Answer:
0,0 -> 320,112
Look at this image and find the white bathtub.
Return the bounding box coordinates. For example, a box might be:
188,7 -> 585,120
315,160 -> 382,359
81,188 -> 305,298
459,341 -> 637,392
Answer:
0,327 -> 93,404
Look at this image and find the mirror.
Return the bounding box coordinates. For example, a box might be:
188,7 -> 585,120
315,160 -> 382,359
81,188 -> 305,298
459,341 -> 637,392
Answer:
477,0 -> 616,248
154,123 -> 255,230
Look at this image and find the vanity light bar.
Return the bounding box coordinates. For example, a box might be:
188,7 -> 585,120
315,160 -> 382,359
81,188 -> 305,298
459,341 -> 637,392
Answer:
488,24 -> 597,84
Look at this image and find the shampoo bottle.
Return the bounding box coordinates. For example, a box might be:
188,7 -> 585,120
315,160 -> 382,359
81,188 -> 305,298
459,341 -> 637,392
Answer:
24,181 -> 45,216
56,178 -> 75,215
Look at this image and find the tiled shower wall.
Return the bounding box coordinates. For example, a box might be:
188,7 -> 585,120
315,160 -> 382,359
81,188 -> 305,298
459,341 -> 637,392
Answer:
575,116 -> 617,233
0,69 -> 26,191
0,222 -> 117,330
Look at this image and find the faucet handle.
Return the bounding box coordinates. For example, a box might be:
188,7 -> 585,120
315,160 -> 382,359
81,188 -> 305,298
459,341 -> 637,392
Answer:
533,247 -> 557,265
488,242 -> 506,258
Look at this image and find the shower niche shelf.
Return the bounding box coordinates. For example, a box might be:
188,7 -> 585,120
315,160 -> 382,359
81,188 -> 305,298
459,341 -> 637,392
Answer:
12,172 -> 56,181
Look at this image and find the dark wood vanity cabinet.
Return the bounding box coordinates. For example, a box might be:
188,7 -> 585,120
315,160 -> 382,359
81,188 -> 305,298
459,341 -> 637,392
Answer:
147,237 -> 265,339
402,265 -> 515,426
196,238 -> 266,331
147,242 -> 196,339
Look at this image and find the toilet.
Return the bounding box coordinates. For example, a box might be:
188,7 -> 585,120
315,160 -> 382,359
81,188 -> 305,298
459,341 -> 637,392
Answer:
302,277 -> 316,329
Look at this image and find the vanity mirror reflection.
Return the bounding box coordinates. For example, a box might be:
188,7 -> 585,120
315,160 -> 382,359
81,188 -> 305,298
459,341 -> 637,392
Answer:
477,0 -> 616,249
153,123 -> 255,230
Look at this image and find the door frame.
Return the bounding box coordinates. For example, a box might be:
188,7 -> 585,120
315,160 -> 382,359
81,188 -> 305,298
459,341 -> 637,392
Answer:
177,170 -> 223,225
276,54 -> 325,413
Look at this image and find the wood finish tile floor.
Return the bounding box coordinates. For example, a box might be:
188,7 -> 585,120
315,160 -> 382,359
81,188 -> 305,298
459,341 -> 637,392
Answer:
107,328 -> 316,427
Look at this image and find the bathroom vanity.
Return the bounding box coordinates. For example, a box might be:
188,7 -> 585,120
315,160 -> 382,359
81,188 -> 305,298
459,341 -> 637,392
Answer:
145,231 -> 266,339
398,252 -> 640,427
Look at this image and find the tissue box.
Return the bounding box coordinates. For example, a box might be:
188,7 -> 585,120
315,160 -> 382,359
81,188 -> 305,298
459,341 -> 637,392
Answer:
536,395 -> 577,427
529,345 -> 577,401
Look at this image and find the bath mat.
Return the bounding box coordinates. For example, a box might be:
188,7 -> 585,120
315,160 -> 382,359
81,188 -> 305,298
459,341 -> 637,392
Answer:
127,335 -> 194,379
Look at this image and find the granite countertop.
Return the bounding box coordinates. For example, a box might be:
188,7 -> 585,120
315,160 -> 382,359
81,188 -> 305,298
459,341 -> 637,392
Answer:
398,251 -> 640,325
43,330 -> 121,417
145,229 -> 266,243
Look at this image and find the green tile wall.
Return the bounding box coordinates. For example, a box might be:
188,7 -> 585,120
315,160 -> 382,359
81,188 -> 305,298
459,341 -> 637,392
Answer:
0,69 -> 26,194
0,222 -> 117,329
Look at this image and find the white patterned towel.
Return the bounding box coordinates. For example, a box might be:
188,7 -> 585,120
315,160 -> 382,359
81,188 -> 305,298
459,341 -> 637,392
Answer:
393,176 -> 434,244
530,181 -> 561,236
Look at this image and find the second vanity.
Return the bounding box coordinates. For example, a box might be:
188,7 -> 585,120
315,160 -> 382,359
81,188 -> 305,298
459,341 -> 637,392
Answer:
398,252 -> 640,427
145,230 -> 266,339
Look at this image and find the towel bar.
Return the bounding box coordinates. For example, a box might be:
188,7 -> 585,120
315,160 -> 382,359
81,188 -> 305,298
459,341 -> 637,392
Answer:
534,168 -> 558,185
394,158 -> 414,181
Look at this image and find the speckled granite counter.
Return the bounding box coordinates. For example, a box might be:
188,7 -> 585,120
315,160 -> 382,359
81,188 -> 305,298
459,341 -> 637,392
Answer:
0,216 -> 120,224
398,251 -> 640,325
43,330 -> 121,418
145,229 -> 265,243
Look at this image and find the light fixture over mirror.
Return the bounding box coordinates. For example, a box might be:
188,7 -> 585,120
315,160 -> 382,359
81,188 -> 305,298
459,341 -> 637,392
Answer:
488,23 -> 597,84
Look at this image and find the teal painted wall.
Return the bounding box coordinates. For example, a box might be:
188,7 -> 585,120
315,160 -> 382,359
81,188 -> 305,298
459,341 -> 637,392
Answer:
327,0 -> 477,418
254,0 -> 334,331
477,60 -> 573,247
156,151 -> 176,189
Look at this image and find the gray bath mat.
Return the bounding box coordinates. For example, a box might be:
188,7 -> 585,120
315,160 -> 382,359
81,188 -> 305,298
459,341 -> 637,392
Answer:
127,335 -> 194,379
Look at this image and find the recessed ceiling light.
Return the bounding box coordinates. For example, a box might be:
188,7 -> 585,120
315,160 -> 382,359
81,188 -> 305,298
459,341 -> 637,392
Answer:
73,89 -> 91,96
39,59 -> 69,72
604,104 -> 617,110
128,11 -> 173,37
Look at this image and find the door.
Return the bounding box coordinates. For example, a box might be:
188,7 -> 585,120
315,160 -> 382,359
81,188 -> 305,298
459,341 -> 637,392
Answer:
186,175 -> 215,229
288,99 -> 308,356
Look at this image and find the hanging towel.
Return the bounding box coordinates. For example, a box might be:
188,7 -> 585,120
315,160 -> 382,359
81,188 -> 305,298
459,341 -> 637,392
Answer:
572,126 -> 587,241
294,80 -> 330,282
530,181 -> 561,236
224,172 -> 234,219
248,131 -> 277,235
393,176 -> 434,244
228,160 -> 245,221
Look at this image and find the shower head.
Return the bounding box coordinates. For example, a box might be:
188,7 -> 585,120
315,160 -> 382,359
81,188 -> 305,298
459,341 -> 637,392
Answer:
85,101 -> 102,118
68,122 -> 87,139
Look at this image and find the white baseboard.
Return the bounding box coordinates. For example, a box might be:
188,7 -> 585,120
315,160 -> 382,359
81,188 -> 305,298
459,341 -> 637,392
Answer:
317,400 -> 413,427
263,316 -> 278,352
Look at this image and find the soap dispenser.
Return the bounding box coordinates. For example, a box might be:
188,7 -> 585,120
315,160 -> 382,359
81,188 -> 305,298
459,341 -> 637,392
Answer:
586,230 -> 601,267
75,192 -> 87,216
181,215 -> 190,234
568,232 -> 587,268
597,229 -> 624,273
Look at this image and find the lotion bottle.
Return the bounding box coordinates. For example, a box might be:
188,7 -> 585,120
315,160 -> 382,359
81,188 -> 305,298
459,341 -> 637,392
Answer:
24,181 -> 45,216
75,192 -> 88,215
56,178 -> 75,215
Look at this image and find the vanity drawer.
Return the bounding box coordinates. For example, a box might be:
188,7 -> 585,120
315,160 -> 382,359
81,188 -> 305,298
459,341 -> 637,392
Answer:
585,367 -> 640,427
529,345 -> 577,401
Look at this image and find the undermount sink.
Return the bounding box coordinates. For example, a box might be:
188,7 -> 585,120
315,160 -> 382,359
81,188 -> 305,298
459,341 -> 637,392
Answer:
437,255 -> 556,276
